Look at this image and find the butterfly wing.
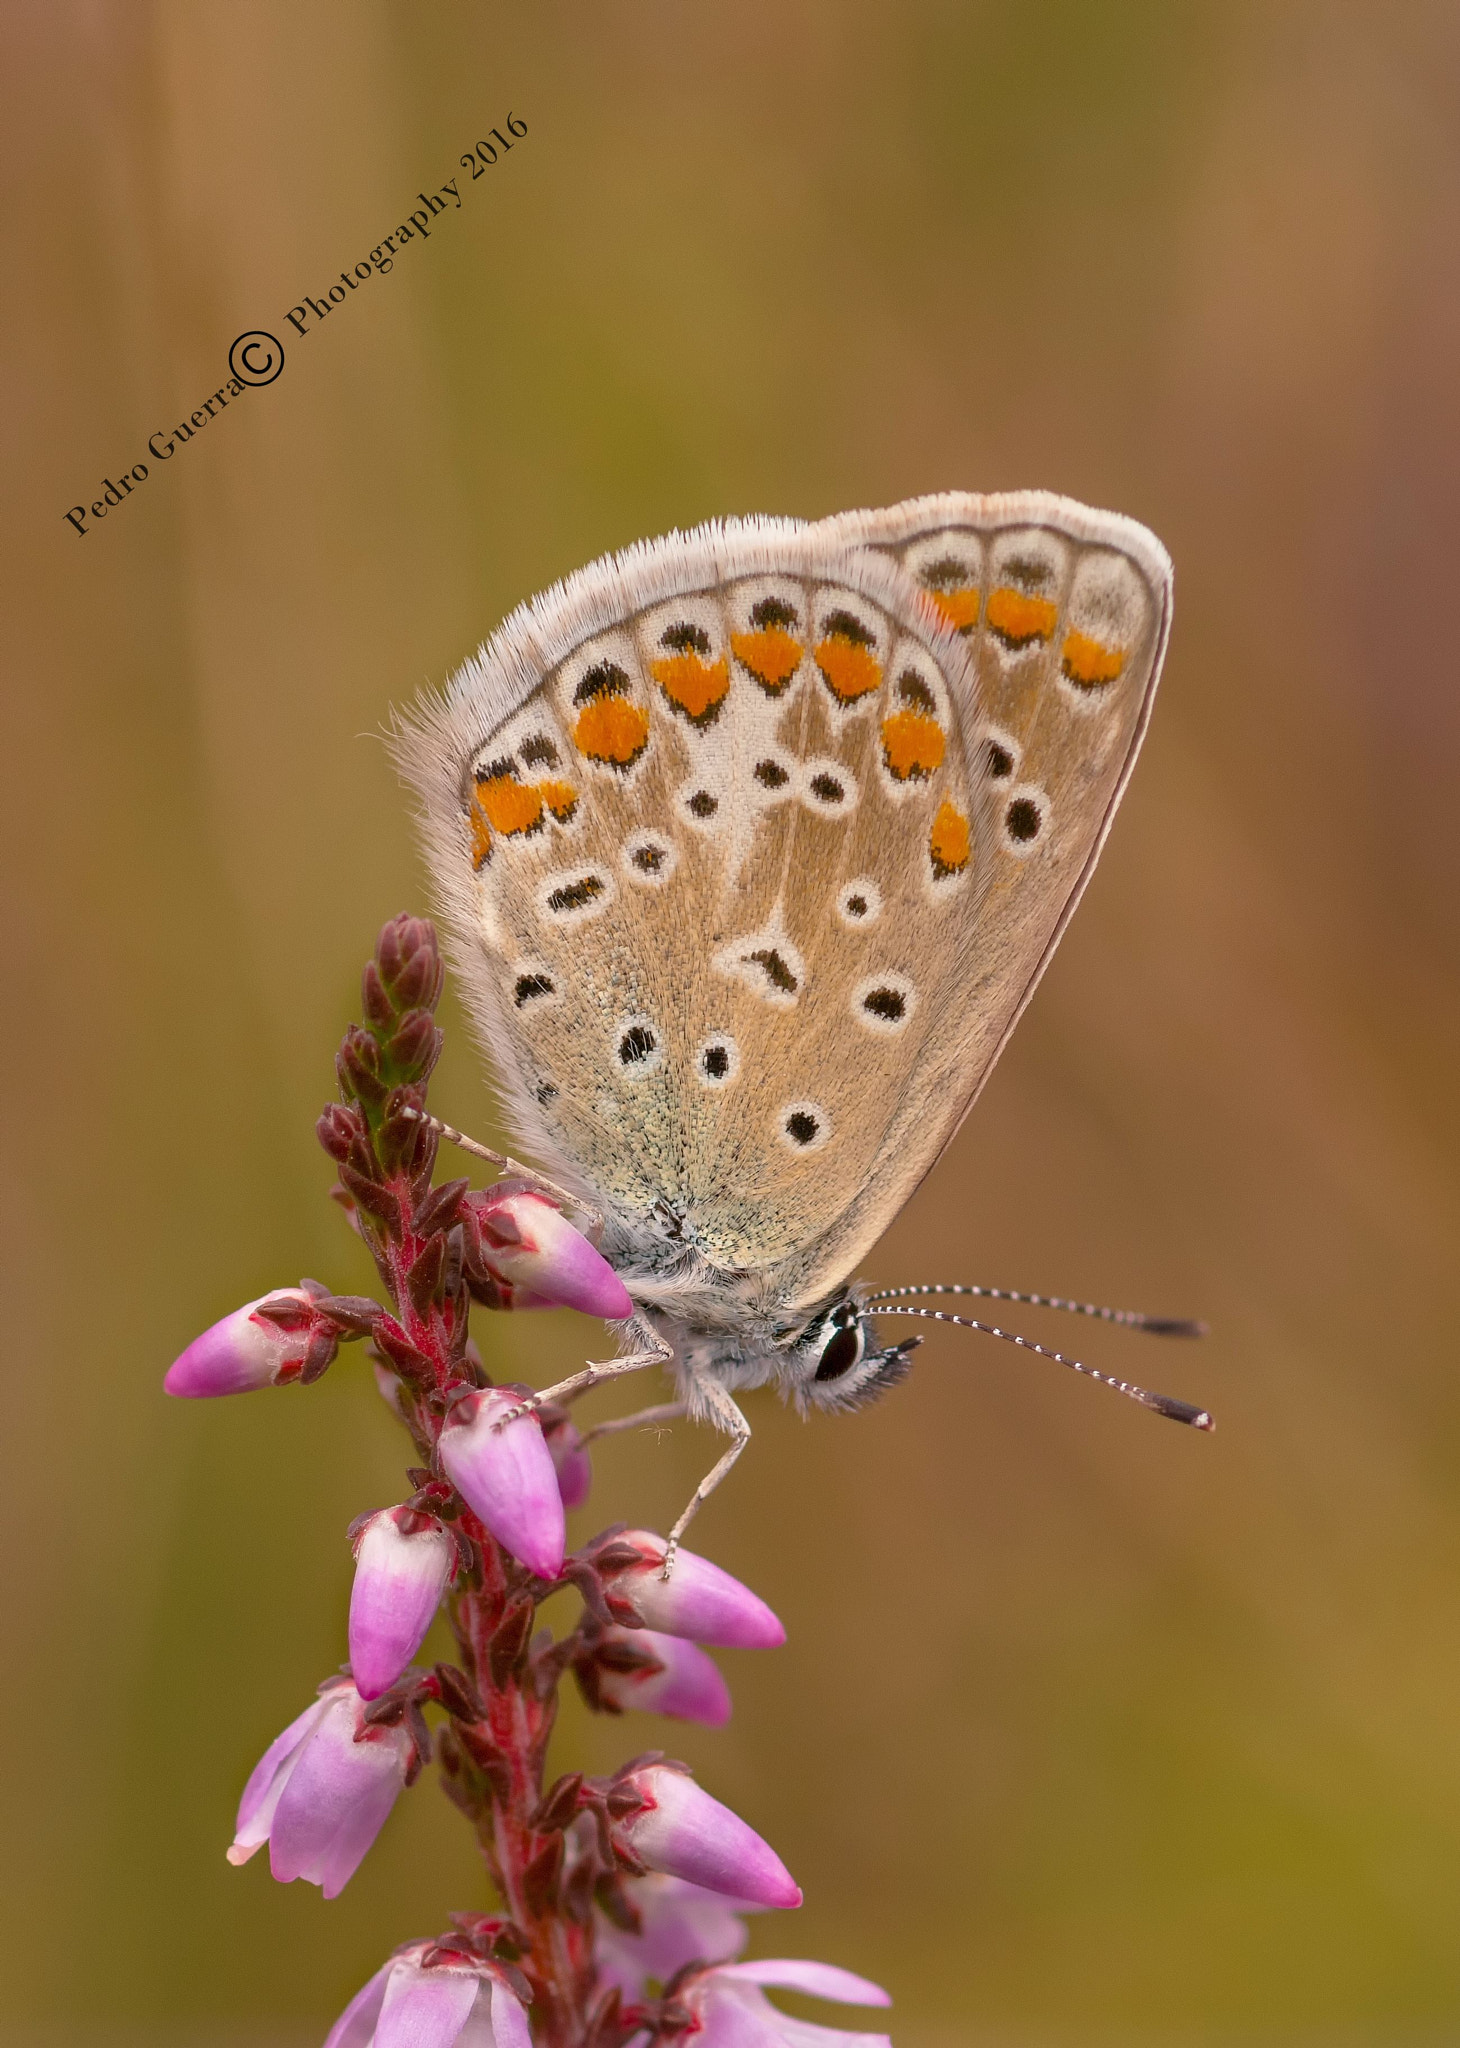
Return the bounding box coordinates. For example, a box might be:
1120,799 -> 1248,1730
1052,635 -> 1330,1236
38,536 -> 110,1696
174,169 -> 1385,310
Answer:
801,490 -> 1174,1288
393,497 -> 1170,1317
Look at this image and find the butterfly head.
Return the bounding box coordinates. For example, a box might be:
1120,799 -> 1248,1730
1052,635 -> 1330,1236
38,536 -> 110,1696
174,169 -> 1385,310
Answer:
781,1294 -> 920,1415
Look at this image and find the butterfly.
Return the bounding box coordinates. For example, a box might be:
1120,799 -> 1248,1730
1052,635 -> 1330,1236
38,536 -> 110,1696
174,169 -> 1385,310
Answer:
393,491 -> 1208,1564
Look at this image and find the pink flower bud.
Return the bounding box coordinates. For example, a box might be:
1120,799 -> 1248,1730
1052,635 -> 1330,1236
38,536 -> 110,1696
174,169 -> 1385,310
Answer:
593,1628 -> 731,1726
679,1959 -> 891,2048
438,1388 -> 565,1580
468,1188 -> 633,1319
325,1946 -> 532,2048
615,1764 -> 801,1908
544,1413 -> 592,1510
164,1288 -> 321,1397
228,1680 -> 411,1898
594,1873 -> 762,1997
348,1507 -> 455,1700
597,1532 -> 785,1648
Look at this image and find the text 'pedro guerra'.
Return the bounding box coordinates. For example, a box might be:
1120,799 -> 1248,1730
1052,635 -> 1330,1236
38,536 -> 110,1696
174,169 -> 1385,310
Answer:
61,114 -> 526,538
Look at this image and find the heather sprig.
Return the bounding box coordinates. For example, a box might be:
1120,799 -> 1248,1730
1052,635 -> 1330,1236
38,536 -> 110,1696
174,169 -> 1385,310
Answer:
166,918 -> 887,2048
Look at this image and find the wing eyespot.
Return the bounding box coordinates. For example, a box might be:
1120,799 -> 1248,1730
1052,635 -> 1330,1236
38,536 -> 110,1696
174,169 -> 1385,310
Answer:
837,877 -> 883,927
614,1016 -> 663,1079
1000,784 -> 1050,857
778,1101 -> 830,1152
512,966 -> 558,1009
538,867 -> 614,925
622,832 -> 677,887
851,972 -> 917,1036
695,1033 -> 740,1090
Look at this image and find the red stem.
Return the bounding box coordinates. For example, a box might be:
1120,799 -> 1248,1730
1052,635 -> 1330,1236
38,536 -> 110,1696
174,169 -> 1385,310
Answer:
374,1167 -> 597,2048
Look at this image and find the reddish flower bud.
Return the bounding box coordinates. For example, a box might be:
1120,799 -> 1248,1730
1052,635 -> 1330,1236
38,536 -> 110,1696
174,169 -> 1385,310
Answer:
438,1389 -> 566,1580
613,1764 -> 801,1908
385,1010 -> 441,1073
164,1289 -> 330,1398
595,1532 -> 785,1648
374,913 -> 444,1016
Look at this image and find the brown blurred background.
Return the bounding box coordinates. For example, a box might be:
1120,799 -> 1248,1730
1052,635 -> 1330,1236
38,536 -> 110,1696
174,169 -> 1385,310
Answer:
5,2 -> 1460,2042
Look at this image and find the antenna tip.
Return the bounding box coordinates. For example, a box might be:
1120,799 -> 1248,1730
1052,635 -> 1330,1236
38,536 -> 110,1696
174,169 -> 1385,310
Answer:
1149,1392 -> 1216,1430
1137,1316 -> 1209,1339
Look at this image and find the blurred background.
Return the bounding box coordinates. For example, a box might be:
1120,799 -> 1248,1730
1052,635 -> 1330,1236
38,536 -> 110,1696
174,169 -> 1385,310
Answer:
5,2 -> 1460,2042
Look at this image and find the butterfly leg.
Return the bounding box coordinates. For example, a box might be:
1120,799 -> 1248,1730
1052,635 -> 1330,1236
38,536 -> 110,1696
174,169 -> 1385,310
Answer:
399,1106 -> 604,1238
662,1375 -> 750,1578
579,1401 -> 685,1445
494,1337 -> 674,1430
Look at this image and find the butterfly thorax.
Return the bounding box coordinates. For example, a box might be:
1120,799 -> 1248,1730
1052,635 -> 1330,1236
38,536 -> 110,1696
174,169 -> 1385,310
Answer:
612,1268 -> 917,1425
614,1247 -> 798,1385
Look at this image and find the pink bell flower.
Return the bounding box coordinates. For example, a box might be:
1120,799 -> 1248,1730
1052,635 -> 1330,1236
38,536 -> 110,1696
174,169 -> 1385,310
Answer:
348,1507 -> 455,1700
438,1388 -> 565,1580
673,1959 -> 891,2048
594,1873 -> 763,1997
592,1628 -> 731,1726
227,1679 -> 411,1898
324,1945 -> 532,2048
597,1532 -> 785,1648
164,1288 -> 325,1397
466,1187 -> 633,1319
614,1763 -> 801,1908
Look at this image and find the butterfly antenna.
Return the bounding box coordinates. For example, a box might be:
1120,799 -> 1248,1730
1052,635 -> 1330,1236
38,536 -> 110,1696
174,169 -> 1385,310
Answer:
864,1282 -> 1206,1339
867,1305 -> 1214,1430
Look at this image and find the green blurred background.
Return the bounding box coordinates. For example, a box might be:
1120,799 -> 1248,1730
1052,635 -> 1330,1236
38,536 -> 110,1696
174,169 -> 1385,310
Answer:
6,2 -> 1460,2042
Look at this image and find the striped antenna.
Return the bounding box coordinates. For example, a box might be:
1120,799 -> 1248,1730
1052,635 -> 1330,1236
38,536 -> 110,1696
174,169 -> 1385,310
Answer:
864,1281 -> 1207,1339
866,1303 -> 1214,1430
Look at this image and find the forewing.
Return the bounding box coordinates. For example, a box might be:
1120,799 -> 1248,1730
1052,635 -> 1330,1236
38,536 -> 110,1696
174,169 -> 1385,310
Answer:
392,522 -> 993,1297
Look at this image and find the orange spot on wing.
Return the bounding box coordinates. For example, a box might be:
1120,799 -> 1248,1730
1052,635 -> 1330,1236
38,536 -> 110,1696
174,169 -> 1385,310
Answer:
1060,628 -> 1126,689
469,801 -> 493,870
651,652 -> 730,724
881,709 -> 946,781
478,774 -> 545,837
928,586 -> 981,633
986,587 -> 1057,649
815,635 -> 882,703
538,779 -> 579,822
731,627 -> 803,692
574,697 -> 651,768
929,798 -> 970,878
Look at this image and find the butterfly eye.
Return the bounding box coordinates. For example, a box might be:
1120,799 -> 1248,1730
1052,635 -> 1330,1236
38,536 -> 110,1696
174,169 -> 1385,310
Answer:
792,1308 -> 913,1411
814,1323 -> 864,1382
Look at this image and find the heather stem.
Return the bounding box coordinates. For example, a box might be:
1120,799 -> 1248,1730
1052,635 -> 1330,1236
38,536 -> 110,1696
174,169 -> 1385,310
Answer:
331,916 -> 599,2048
